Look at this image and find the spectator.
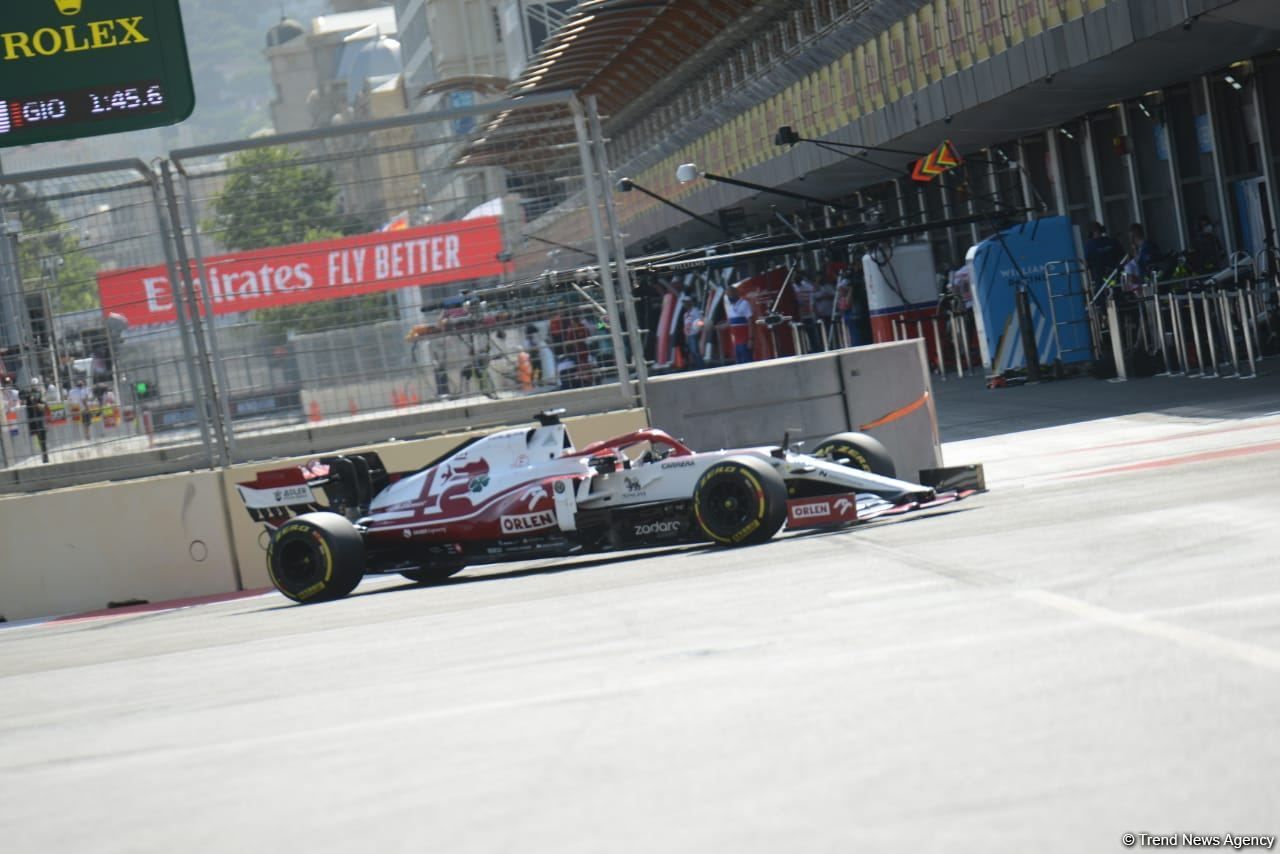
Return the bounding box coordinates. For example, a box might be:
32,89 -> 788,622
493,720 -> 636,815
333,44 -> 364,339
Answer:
835,270 -> 868,347
21,378 -> 49,464
726,281 -> 754,364
1084,222 -> 1124,288
67,378 -> 92,441
1191,214 -> 1224,273
1,377 -> 18,412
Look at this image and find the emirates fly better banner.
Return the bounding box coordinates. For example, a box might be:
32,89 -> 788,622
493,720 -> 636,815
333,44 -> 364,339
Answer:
98,217 -> 507,326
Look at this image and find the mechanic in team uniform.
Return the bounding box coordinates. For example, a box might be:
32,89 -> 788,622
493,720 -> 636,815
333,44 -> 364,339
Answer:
681,294 -> 705,371
726,281 -> 754,364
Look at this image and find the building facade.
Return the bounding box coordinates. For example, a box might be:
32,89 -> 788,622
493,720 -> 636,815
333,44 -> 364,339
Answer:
509,0 -> 1280,280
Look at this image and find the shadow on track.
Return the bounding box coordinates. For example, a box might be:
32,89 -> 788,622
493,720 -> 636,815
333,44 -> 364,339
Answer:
244,544 -> 721,612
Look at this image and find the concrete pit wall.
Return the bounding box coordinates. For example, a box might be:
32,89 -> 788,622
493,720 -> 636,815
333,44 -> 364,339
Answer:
644,340 -> 941,479
0,470 -> 241,622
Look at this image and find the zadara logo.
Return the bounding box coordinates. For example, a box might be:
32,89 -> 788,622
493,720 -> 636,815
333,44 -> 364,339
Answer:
792,502 -> 831,519
633,519 -> 681,536
500,511 -> 556,533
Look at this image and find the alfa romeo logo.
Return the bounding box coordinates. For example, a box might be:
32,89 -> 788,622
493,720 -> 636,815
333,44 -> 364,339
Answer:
55,0 -> 82,15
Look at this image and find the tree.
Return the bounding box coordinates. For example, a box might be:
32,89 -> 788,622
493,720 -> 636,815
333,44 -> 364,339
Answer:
2,184 -> 101,313
208,147 -> 390,336
209,147 -> 356,250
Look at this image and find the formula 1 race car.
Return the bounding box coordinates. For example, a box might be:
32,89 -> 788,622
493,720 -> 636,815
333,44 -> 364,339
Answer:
236,410 -> 982,603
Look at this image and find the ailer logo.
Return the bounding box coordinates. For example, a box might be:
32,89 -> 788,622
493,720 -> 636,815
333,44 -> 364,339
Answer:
271,485 -> 312,505
500,511 -> 556,533
792,501 -> 832,519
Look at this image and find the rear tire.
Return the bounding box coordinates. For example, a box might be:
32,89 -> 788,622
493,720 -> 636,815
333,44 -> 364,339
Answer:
268,512 -> 365,603
693,456 -> 788,546
813,431 -> 896,478
400,565 -> 466,585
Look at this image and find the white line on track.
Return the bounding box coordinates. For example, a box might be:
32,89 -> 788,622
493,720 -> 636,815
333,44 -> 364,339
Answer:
1137,591 -> 1280,618
1017,589 -> 1280,673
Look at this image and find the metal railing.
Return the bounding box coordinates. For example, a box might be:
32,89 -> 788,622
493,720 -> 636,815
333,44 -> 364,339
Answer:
1093,255 -> 1279,382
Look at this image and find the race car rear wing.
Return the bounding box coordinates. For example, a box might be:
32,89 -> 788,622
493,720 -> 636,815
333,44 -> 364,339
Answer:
236,452 -> 389,526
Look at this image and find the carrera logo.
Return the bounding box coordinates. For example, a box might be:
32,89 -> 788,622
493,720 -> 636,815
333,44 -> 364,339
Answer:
633,520 -> 681,536
500,511 -> 556,533
660,459 -> 695,469
271,485 -> 312,505
792,501 -> 831,519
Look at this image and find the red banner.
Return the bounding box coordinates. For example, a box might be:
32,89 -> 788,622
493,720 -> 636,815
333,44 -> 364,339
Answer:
98,217 -> 507,326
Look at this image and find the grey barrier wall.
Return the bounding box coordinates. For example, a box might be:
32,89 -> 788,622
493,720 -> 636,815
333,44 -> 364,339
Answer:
644,340 -> 942,480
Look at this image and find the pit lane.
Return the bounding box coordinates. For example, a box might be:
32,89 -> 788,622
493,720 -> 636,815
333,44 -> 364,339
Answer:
2,375 -> 1278,853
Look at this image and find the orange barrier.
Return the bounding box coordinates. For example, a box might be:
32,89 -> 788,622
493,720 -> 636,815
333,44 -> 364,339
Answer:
859,391 -> 931,432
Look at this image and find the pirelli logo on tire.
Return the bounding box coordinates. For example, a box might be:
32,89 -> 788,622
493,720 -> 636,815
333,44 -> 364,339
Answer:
730,518 -> 761,543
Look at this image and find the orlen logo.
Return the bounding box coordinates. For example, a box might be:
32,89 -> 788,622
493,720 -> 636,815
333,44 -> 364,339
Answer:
500,510 -> 555,533
634,519 -> 681,536
792,501 -> 831,519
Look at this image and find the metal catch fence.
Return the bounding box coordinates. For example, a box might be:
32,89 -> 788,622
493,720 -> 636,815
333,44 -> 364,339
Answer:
0,93 -> 638,491
0,159 -> 213,483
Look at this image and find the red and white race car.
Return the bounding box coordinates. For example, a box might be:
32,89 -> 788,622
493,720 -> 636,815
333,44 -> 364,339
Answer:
236,410 -> 981,603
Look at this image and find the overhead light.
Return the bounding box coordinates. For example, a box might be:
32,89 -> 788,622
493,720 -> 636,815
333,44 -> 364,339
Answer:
1059,127 -> 1075,140
1225,74 -> 1243,91
1138,102 -> 1152,119
676,163 -> 700,184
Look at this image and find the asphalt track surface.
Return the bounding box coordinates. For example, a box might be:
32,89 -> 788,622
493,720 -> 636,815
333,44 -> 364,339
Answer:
3,374 -> 1279,853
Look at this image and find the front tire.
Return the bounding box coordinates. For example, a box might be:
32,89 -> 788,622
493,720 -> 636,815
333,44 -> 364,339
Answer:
268,512 -> 365,603
693,456 -> 788,546
813,431 -> 896,478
